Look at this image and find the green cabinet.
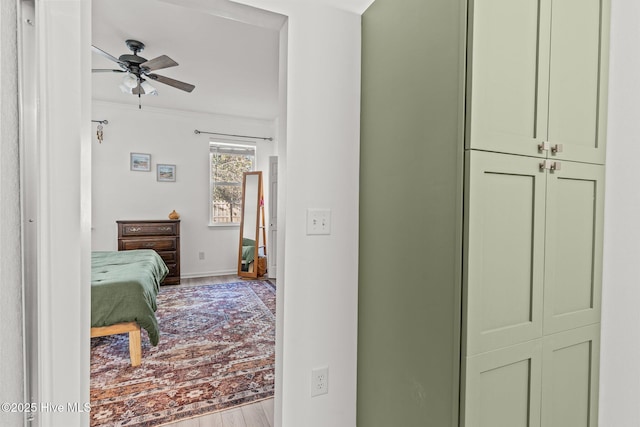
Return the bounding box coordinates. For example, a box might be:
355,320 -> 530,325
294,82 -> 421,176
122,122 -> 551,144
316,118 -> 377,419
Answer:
464,151 -> 604,356
541,325 -> 600,427
467,0 -> 610,164
464,151 -> 546,355
462,151 -> 603,426
358,0 -> 609,426
462,340 -> 543,427
543,162 -> 604,334
461,325 -> 600,427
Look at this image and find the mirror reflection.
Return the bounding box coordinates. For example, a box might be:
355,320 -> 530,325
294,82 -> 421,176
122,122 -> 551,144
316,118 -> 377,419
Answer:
238,171 -> 267,278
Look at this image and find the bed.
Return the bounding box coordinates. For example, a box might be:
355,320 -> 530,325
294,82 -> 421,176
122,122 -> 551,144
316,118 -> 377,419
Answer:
90,250 -> 168,366
241,237 -> 257,272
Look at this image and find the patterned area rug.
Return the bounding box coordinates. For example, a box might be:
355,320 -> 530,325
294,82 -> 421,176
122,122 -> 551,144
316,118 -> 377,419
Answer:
90,280 -> 276,427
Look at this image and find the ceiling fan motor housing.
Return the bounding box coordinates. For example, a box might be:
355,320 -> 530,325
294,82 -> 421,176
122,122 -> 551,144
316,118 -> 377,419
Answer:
125,39 -> 145,54
119,40 -> 148,75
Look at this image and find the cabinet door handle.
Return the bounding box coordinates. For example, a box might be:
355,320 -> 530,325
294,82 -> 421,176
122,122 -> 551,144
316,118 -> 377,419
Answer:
551,143 -> 564,154
538,141 -> 550,153
539,160 -> 561,171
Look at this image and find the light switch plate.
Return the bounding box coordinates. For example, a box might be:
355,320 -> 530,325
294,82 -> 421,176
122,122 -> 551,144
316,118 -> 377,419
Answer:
306,208 -> 331,235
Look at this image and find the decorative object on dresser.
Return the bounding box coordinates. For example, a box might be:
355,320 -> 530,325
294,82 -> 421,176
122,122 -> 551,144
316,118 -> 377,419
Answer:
168,209 -> 180,219
117,219 -> 181,285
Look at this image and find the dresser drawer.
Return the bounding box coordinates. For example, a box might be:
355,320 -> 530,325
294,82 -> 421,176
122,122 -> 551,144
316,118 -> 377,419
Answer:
165,263 -> 178,278
119,222 -> 178,237
119,237 -> 177,251
162,275 -> 180,285
157,251 -> 177,263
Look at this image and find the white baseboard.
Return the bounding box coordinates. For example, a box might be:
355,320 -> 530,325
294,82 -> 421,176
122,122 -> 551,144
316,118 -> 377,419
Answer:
181,270 -> 237,279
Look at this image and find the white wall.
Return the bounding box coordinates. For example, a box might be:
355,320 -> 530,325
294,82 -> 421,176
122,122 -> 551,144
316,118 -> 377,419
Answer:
0,2 -> 24,426
27,1 -> 93,426
91,101 -> 275,277
600,1 -> 640,426
234,2 -> 362,426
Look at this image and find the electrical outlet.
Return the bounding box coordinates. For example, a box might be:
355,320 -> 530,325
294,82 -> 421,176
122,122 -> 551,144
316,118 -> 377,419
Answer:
306,209 -> 331,235
311,367 -> 329,397
198,251 -> 205,260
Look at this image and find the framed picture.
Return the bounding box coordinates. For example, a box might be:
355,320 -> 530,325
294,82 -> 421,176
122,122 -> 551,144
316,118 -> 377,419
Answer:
130,153 -> 151,171
157,164 -> 176,182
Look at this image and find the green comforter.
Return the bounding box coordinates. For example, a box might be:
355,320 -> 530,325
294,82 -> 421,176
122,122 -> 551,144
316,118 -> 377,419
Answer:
242,237 -> 256,266
91,250 -> 168,346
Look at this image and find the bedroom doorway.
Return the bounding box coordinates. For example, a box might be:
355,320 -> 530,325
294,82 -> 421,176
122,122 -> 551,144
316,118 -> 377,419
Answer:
88,1 -> 286,426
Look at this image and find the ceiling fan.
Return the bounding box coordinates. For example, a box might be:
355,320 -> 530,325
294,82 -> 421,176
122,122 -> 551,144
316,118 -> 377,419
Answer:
92,39 -> 195,107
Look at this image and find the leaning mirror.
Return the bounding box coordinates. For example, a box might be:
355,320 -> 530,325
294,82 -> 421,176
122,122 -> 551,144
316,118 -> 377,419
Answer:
238,171 -> 266,278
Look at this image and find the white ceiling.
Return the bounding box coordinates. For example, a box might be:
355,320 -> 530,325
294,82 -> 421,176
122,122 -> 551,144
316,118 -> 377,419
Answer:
92,0 -> 285,119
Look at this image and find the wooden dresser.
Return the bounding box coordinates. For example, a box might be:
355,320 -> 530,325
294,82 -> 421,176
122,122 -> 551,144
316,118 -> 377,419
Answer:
117,219 -> 180,285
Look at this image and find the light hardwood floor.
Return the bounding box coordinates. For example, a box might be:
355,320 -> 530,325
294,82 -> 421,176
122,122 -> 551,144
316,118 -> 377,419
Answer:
164,398 -> 274,427
162,275 -> 275,427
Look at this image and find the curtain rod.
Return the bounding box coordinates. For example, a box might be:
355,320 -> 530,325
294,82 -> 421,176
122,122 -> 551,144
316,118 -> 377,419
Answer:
194,129 -> 273,141
92,119 -> 108,125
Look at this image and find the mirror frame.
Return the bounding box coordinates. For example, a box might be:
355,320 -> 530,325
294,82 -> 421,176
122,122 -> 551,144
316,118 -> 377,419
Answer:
237,171 -> 264,278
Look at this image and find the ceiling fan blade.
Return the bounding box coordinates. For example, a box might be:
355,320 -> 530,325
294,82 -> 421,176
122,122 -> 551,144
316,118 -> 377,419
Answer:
147,73 -> 195,93
91,45 -> 127,67
92,69 -> 126,73
140,55 -> 178,72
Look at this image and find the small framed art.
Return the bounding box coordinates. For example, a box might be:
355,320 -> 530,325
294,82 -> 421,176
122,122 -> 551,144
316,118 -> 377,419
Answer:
130,153 -> 151,171
157,164 -> 176,182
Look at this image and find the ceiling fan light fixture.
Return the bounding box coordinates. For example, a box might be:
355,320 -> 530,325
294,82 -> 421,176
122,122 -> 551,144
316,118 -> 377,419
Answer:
119,83 -> 133,94
140,80 -> 158,96
122,73 -> 138,89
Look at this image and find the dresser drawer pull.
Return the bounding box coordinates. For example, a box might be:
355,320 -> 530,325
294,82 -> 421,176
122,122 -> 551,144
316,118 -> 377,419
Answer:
143,242 -> 156,248
128,227 -> 142,232
159,226 -> 172,231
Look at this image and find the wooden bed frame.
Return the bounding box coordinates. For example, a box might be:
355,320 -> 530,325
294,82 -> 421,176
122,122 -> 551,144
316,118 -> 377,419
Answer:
90,322 -> 142,367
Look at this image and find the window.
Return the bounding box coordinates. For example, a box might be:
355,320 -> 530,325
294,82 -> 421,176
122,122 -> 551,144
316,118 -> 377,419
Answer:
209,141 -> 256,225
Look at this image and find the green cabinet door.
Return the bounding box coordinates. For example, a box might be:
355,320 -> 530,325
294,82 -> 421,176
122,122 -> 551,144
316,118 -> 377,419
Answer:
543,161 -> 604,334
464,151 -> 546,355
462,340 -> 542,427
541,325 -> 600,427
547,0 -> 610,164
468,0 -> 610,164
467,0 -> 550,158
